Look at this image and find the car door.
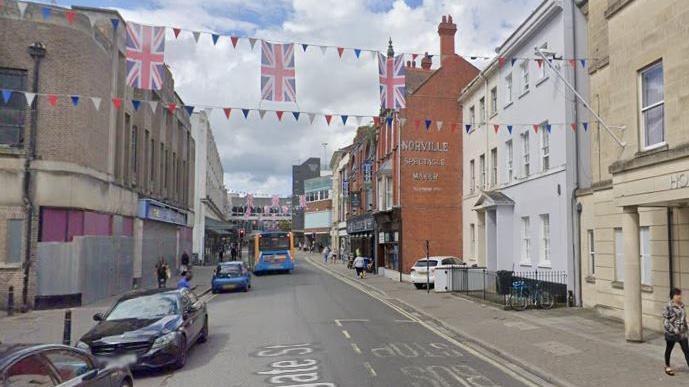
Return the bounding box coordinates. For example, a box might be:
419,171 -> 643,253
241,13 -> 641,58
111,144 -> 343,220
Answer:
186,290 -> 204,340
42,349 -> 110,387
179,290 -> 196,345
4,354 -> 59,387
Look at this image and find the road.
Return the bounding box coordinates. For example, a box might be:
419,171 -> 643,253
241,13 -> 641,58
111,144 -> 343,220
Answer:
135,254 -> 539,387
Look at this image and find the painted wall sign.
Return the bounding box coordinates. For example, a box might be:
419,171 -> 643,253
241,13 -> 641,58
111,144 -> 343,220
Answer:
138,199 -> 187,226
400,141 -> 449,153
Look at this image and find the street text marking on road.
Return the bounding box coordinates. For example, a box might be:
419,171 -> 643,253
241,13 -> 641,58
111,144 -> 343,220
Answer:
401,364 -> 500,387
254,343 -> 335,387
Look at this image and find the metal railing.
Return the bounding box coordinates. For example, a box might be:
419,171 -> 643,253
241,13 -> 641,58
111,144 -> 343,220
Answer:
446,267 -> 568,307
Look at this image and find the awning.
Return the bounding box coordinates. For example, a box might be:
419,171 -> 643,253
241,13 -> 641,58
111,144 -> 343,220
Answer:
205,218 -> 236,235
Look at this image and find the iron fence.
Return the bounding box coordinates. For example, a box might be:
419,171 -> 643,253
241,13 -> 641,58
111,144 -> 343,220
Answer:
446,267 -> 568,308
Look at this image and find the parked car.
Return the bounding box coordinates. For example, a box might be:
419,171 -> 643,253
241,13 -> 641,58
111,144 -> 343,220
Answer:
0,343 -> 132,386
212,262 -> 252,293
410,256 -> 464,289
77,288 -> 208,371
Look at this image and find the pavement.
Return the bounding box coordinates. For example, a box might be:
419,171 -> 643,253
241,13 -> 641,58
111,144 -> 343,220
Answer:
308,254 -> 688,387
0,265 -> 215,346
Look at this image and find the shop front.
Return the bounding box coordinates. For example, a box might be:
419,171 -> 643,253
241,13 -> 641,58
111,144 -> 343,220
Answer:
347,214 -> 375,263
374,208 -> 401,272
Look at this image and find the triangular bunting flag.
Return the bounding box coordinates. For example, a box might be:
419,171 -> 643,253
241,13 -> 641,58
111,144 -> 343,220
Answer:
532,124 -> 540,133
498,57 -> 506,68
276,111 -> 284,121
320,46 -> 328,55
65,10 -> 76,25
1,90 -> 11,104
507,125 -> 513,134
132,99 -> 141,111
112,98 -> 122,110
465,124 -> 472,133
325,114 -> 332,125
172,27 -> 181,38
17,2 -> 27,18
570,123 -> 577,132
230,36 -> 239,48
70,95 -> 79,107
337,47 -> 345,58
249,38 -> 257,49
24,92 -> 35,106
355,116 -> 362,126
148,100 -> 157,113
87,14 -> 98,28
91,97 -> 101,111
41,7 -> 50,20
354,49 -> 361,58
399,118 -> 407,128
424,119 -> 432,131
242,109 -> 250,119
192,31 -> 201,43
110,18 -> 119,31
568,59 -> 577,68
223,108 -> 232,119
292,111 -> 300,121
184,105 -> 194,116
302,43 -> 308,52
341,115 -> 348,125
545,123 -> 552,133
412,53 -> 418,61
535,59 -> 543,68
386,117 -> 393,128
307,113 -> 316,124
493,124 -> 500,133
167,103 -> 176,114
436,121 -> 443,131
258,109 -> 267,119
582,122 -> 589,131
579,59 -> 587,68
47,95 -> 58,107
511,58 -> 517,66
211,34 -> 220,45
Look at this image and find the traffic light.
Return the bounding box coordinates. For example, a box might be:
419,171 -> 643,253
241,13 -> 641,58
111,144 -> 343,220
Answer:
239,229 -> 245,239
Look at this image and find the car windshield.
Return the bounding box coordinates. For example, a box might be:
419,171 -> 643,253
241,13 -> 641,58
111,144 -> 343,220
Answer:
415,260 -> 438,267
217,265 -> 242,275
106,293 -> 179,320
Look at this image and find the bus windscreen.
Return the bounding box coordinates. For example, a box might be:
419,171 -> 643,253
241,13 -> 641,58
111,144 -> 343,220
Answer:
259,234 -> 290,251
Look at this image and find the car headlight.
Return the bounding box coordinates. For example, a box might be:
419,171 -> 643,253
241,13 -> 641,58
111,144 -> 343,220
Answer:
151,332 -> 177,350
76,341 -> 91,353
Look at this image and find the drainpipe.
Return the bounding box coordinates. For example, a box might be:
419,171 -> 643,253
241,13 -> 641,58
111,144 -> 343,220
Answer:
668,208 -> 674,290
570,0 -> 582,306
22,42 -> 46,312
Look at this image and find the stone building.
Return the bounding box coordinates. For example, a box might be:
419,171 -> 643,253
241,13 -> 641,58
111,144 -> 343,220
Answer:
578,0 -> 689,339
0,1 -> 194,309
461,0 -> 589,301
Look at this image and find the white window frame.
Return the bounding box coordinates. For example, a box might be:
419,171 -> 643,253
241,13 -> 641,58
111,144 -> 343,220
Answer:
521,132 -> 530,177
614,228 -> 624,282
470,223 -> 476,259
469,159 -> 475,194
490,87 -> 497,115
520,60 -> 529,93
521,216 -> 531,265
639,61 -> 664,150
505,140 -> 513,183
587,229 -> 595,276
469,105 -> 476,127
540,214 -> 551,266
385,176 -> 393,210
505,73 -> 513,104
490,148 -> 498,187
479,154 -> 486,190
377,177 -> 384,210
479,97 -> 485,125
541,123 -> 550,171
640,226 -> 652,286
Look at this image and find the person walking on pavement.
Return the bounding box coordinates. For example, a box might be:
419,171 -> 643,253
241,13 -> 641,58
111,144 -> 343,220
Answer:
353,254 -> 367,279
155,257 -> 170,288
180,250 -> 190,275
323,245 -> 330,263
177,271 -> 193,289
664,288 -> 689,376
231,244 -> 238,261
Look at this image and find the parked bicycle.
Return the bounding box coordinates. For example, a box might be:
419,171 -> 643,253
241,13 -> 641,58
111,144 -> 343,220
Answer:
508,279 -> 555,311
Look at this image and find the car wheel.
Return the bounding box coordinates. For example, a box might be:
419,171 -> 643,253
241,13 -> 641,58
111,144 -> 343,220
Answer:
211,289 -> 218,294
174,335 -> 187,369
120,377 -> 133,387
197,317 -> 209,344
414,283 -> 423,289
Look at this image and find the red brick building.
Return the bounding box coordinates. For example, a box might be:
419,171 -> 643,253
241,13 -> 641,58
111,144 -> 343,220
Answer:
374,15 -> 479,275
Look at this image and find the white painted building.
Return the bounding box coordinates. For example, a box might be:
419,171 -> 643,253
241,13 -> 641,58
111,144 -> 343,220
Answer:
461,0 -> 590,300
191,111 -> 228,264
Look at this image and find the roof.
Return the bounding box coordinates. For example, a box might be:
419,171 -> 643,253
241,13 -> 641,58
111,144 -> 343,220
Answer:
406,67 -> 435,94
473,191 -> 515,209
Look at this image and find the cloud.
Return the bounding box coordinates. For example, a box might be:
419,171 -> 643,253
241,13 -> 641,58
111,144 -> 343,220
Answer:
107,0 -> 540,195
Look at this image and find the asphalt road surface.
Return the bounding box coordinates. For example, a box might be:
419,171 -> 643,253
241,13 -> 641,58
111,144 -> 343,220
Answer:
134,255 -> 540,387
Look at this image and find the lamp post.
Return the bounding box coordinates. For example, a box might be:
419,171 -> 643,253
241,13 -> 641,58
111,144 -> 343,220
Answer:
21,42 -> 46,312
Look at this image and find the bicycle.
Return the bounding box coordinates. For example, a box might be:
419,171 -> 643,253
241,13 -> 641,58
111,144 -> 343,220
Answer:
508,279 -> 555,311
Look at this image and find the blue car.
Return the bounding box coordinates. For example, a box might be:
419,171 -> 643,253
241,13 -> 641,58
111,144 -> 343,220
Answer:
212,262 -> 252,293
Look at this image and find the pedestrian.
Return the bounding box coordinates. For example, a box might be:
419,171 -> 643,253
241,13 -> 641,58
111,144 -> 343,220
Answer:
177,271 -> 193,290
353,254 -> 367,279
180,250 -> 190,273
664,288 -> 689,376
323,245 -> 330,263
155,257 -> 170,288
231,244 -> 238,261
219,248 -> 224,262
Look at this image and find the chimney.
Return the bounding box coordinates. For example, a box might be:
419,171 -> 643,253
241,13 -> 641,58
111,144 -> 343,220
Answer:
438,14 -> 457,66
421,52 -> 432,70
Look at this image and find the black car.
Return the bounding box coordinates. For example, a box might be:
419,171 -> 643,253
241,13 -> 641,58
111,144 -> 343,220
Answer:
0,343 -> 132,386
77,288 -> 208,371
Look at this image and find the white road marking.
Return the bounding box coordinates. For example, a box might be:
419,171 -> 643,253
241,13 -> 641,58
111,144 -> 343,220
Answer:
341,330 -> 351,339
351,343 -> 362,354
334,318 -> 369,327
394,319 -> 418,323
363,362 -> 377,377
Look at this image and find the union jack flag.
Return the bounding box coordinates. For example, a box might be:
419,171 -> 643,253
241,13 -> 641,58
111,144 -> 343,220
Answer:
126,22 -> 165,90
378,53 -> 406,110
261,41 -> 296,102
271,194 -> 280,208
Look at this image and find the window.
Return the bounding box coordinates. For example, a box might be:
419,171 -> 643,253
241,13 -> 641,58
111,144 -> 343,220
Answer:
131,125 -> 138,179
490,87 -> 497,115
540,214 -> 551,266
640,62 -> 664,149
6,219 -> 23,264
541,123 -> 550,171
469,159 -> 475,193
479,154 -> 486,190
614,228 -> 624,281
479,97 -> 485,124
470,223 -> 476,258
385,176 -> 393,210
469,106 -> 475,127
5,355 -> 56,386
150,138 -> 156,185
521,132 -> 530,177
506,140 -> 513,183
377,177 -> 384,210
490,148 -> 498,187
521,217 -> 531,265
44,350 -> 93,381
537,42 -> 548,80
587,230 -> 596,276
505,73 -> 513,104
520,60 -> 529,93
640,226 -> 652,286
144,130 -> 150,186
0,68 -> 28,146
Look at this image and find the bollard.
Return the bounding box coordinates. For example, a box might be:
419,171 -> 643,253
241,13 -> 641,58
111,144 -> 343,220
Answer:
7,286 -> 14,316
63,309 -> 72,346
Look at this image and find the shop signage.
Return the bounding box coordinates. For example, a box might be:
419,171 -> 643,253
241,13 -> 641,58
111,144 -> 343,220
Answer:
350,192 -> 361,209
400,141 -> 449,152
138,199 -> 187,226
670,172 -> 689,189
347,214 -> 374,234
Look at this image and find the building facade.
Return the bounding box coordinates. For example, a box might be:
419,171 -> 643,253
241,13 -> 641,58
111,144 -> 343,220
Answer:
304,175 -> 332,250
291,158 -> 320,243
0,2 -> 195,309
329,148 -> 351,259
345,127 -> 377,261
191,111 -> 228,265
461,0 -> 589,301
578,0 -> 689,339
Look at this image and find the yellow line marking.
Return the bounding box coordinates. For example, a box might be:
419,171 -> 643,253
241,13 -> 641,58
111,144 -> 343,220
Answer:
363,362 -> 377,377
341,330 -> 351,339
351,343 -> 362,354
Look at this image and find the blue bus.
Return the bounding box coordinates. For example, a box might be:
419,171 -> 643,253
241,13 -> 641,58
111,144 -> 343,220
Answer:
249,231 -> 295,274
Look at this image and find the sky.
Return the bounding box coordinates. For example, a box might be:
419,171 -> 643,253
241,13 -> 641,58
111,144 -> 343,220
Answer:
61,0 -> 541,196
